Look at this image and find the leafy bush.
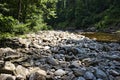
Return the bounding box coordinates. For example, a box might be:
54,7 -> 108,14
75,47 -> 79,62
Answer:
0,14 -> 18,33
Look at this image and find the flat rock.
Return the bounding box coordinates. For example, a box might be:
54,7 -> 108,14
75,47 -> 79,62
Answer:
15,65 -> 29,78
71,60 -> 82,68
109,70 -> 120,76
77,77 -> 86,80
29,67 -> 47,76
84,71 -> 95,80
46,57 -> 59,66
94,68 -> 107,79
73,68 -> 84,76
29,72 -> 46,80
0,47 -> 15,53
54,69 -> 66,76
0,74 -> 16,80
4,61 -> 16,71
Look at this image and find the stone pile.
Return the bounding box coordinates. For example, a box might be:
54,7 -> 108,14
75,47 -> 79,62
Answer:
0,31 -> 120,80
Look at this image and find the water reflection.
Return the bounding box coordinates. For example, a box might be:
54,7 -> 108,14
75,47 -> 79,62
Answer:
80,32 -> 120,42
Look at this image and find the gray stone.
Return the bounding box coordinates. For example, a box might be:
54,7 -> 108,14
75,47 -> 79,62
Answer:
108,55 -> 120,61
71,61 -> 82,67
84,71 -> 95,80
29,72 -> 46,80
77,77 -> 85,80
115,76 -> 120,80
73,68 -> 85,76
97,78 -> 103,80
54,69 -> 66,76
94,68 -> 107,79
72,48 -> 86,54
82,58 -> 93,66
109,70 -> 120,76
47,57 -> 59,66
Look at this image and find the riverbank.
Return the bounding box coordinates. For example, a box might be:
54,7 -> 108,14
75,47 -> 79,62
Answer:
0,31 -> 120,80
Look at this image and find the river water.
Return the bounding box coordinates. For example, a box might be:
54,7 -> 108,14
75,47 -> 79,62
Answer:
80,32 -> 120,42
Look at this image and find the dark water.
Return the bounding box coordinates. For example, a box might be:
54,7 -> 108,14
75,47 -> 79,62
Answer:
80,32 -> 120,42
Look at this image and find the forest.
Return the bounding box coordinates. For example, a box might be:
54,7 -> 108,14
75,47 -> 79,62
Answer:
0,0 -> 120,38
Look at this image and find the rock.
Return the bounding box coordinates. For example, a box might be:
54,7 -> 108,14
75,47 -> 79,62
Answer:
4,54 -> 21,61
0,47 -> 15,53
44,46 -> 50,50
33,43 -> 42,49
97,78 -> 103,80
109,70 -> 120,76
73,68 -> 84,76
58,50 -> 66,54
54,69 -> 66,76
0,61 -> 15,74
46,57 -> 59,66
89,43 -> 97,50
54,54 -> 61,60
77,77 -> 85,80
18,38 -> 31,48
82,58 -> 93,66
94,68 -> 107,79
4,61 -> 16,71
71,60 -> 82,68
65,55 -> 76,61
115,76 -> 120,80
64,72 -> 75,80
29,67 -> 47,76
0,60 -> 4,68
29,72 -> 46,80
84,71 -> 95,80
72,47 -> 86,54
0,74 -> 16,80
106,55 -> 120,61
15,65 -> 29,78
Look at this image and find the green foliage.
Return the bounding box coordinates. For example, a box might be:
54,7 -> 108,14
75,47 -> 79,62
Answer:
13,23 -> 30,34
0,14 -> 18,33
0,0 -> 120,39
52,0 -> 120,30
0,0 -> 57,39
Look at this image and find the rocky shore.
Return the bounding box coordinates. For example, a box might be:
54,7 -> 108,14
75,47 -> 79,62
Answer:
0,31 -> 120,80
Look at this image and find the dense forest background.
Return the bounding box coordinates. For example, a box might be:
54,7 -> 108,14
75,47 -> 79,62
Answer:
0,0 -> 120,38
